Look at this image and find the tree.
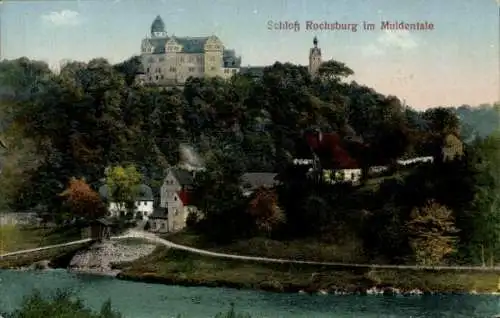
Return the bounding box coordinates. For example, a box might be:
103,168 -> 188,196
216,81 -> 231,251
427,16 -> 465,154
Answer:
441,133 -> 464,162
466,132 -> 500,265
247,187 -> 285,236
406,200 -> 459,266
190,145 -> 248,242
422,107 -> 461,136
317,60 -> 354,82
59,177 -> 106,221
1,290 -> 121,318
301,194 -> 331,234
105,165 -> 142,216
8,58 -> 136,212
113,55 -> 142,86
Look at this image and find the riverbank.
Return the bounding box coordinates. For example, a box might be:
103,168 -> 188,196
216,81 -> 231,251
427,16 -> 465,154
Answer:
69,238 -> 157,274
0,241 -> 92,269
0,224 -> 82,253
4,270 -> 499,318
0,237 -> 156,274
115,246 -> 500,295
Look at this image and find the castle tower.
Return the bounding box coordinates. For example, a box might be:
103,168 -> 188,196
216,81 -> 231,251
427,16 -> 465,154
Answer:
151,15 -> 167,38
308,36 -> 322,76
203,35 -> 224,78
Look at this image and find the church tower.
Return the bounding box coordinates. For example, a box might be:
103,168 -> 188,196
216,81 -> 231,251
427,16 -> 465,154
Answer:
308,36 -> 322,76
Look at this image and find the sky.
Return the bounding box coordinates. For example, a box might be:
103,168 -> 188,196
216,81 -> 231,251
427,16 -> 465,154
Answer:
1,0 -> 499,109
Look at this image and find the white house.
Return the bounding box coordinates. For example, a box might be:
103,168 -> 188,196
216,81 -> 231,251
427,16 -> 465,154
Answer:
148,167 -> 201,233
397,156 -> 434,166
293,158 -> 314,165
98,184 -> 154,220
322,168 -> 362,184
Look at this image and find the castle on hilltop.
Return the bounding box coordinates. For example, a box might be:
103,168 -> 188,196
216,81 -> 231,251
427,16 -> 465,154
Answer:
136,16 -> 323,86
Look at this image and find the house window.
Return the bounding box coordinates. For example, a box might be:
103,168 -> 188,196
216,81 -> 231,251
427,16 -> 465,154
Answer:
224,69 -> 229,74
169,67 -> 176,72
146,67 -> 150,73
174,208 -> 178,215
188,67 -> 195,72
232,69 -> 237,73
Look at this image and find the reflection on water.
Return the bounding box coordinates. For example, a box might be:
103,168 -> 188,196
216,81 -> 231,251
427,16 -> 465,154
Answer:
0,269 -> 499,318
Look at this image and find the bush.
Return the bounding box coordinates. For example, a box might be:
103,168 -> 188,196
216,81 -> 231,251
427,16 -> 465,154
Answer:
1,291 -> 252,318
215,303 -> 252,318
1,289 -> 121,318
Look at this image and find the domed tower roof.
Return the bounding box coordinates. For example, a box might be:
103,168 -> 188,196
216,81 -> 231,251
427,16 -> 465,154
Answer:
151,15 -> 166,36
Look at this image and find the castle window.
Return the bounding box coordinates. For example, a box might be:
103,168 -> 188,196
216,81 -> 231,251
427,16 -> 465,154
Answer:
224,69 -> 229,74
232,69 -> 237,73
188,67 -> 195,72
169,67 -> 176,72
180,57 -> 184,62
155,76 -> 159,80
146,68 -> 150,73
210,67 -> 215,71
159,57 -> 165,62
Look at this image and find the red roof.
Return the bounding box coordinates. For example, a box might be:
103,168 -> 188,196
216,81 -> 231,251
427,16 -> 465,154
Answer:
304,131 -> 360,169
178,189 -> 190,205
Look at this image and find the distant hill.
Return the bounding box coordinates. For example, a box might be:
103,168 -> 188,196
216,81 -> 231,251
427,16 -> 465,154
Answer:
454,103 -> 499,141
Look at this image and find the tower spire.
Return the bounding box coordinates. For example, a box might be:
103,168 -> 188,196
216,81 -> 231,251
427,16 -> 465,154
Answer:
309,36 -> 322,77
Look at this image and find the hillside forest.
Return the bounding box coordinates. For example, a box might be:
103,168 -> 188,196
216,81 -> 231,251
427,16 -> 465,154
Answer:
0,56 -> 499,267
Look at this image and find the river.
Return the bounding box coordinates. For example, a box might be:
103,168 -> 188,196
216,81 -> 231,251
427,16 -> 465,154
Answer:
0,269 -> 499,317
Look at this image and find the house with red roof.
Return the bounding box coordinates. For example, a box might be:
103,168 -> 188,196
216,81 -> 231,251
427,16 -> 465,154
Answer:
301,128 -> 363,184
148,167 -> 201,233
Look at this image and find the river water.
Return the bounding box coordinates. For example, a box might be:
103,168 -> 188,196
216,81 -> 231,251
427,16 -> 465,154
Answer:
0,269 -> 499,318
